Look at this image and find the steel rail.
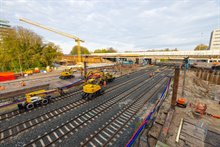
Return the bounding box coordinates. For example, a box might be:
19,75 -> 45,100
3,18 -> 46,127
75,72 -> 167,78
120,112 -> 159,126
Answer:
0,68 -> 164,143
22,70 -> 170,147
81,78 -> 169,146
0,67 -> 156,121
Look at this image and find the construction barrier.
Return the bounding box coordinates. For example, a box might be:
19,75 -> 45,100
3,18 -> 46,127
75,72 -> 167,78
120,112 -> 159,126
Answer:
126,78 -> 171,147
0,72 -> 16,82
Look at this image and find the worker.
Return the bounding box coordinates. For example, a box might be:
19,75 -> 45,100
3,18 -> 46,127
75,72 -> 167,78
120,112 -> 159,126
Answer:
20,81 -> 26,86
104,81 -> 107,87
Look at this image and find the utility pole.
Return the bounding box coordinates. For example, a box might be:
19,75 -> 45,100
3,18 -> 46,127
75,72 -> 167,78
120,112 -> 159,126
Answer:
171,66 -> 180,109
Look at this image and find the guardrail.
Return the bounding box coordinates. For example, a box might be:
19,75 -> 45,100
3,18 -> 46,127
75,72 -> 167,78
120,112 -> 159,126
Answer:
126,77 -> 171,147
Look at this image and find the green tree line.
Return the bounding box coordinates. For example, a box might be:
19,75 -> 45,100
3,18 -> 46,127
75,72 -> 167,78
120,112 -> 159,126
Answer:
94,47 -> 117,53
70,46 -> 117,55
70,45 -> 90,55
0,26 -> 63,72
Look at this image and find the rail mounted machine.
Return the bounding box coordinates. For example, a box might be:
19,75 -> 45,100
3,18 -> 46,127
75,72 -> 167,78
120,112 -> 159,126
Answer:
59,68 -> 77,79
82,70 -> 115,100
17,79 -> 84,111
17,89 -> 57,110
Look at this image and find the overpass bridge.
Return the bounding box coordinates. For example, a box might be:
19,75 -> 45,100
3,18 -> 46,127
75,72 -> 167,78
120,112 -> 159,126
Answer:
90,50 -> 220,64
59,50 -> 220,65
91,50 -> 220,59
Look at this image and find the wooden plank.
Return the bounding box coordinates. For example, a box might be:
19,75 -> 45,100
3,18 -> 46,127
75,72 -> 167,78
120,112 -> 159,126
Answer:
184,122 -> 206,134
181,131 -> 205,142
182,123 -> 206,134
158,108 -> 175,142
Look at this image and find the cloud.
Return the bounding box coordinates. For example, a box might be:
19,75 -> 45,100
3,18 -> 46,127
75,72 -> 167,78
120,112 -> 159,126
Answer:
1,0 -> 219,53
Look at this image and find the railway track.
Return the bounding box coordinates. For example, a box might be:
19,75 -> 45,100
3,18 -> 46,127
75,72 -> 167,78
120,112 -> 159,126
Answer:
19,70 -> 171,147
0,66 -> 159,121
0,67 -> 166,143
80,77 -> 169,146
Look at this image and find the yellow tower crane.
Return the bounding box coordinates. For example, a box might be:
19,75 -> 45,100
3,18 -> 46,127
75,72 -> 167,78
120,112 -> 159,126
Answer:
19,18 -> 84,63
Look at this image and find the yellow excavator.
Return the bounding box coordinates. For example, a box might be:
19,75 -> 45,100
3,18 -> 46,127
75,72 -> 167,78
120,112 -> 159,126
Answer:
59,68 -> 77,79
82,70 -> 115,100
85,70 -> 115,83
82,78 -> 105,100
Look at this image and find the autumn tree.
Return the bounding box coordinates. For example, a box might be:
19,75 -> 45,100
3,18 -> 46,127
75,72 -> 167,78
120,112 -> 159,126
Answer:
0,26 -> 63,72
194,44 -> 208,50
70,45 -> 90,55
41,43 -> 63,67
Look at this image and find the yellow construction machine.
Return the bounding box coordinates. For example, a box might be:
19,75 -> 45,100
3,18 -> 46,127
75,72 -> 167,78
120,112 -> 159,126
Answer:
82,69 -> 115,100
104,72 -> 115,82
85,70 -> 115,83
59,68 -> 77,79
82,78 -> 105,100
17,89 -> 57,110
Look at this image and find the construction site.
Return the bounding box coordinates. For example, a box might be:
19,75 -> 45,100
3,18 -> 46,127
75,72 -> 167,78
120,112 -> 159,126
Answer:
1,1 -> 220,147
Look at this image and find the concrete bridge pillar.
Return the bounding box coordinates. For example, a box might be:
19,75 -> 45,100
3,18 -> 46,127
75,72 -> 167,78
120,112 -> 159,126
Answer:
199,69 -> 203,79
201,69 -> 205,80
208,70 -> 213,82
210,71 -> 214,83
196,69 -> 199,77
204,70 -> 207,80
217,72 -> 220,85
212,71 -> 218,84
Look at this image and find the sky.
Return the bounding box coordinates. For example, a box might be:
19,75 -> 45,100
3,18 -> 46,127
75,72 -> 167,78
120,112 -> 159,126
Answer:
0,0 -> 220,54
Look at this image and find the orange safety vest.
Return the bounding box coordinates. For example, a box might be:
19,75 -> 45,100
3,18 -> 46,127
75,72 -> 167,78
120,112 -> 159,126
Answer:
104,81 -> 107,87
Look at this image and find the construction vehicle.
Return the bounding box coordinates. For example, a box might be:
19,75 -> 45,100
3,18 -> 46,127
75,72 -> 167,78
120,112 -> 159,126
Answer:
82,69 -> 114,100
104,72 -> 115,82
86,70 -> 115,83
17,89 -> 57,110
19,18 -> 84,63
17,79 -> 85,111
59,68 -> 77,79
24,69 -> 33,75
176,98 -> 187,108
82,78 -> 105,100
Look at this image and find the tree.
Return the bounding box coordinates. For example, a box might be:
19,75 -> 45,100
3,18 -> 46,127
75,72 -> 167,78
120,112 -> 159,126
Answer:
41,43 -> 63,66
107,47 -> 117,53
94,47 -> 117,53
194,44 -> 208,51
0,26 -> 63,72
70,45 -> 90,55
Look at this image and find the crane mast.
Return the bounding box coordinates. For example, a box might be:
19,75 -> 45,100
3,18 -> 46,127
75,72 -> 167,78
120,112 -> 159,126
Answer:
19,18 -> 84,63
